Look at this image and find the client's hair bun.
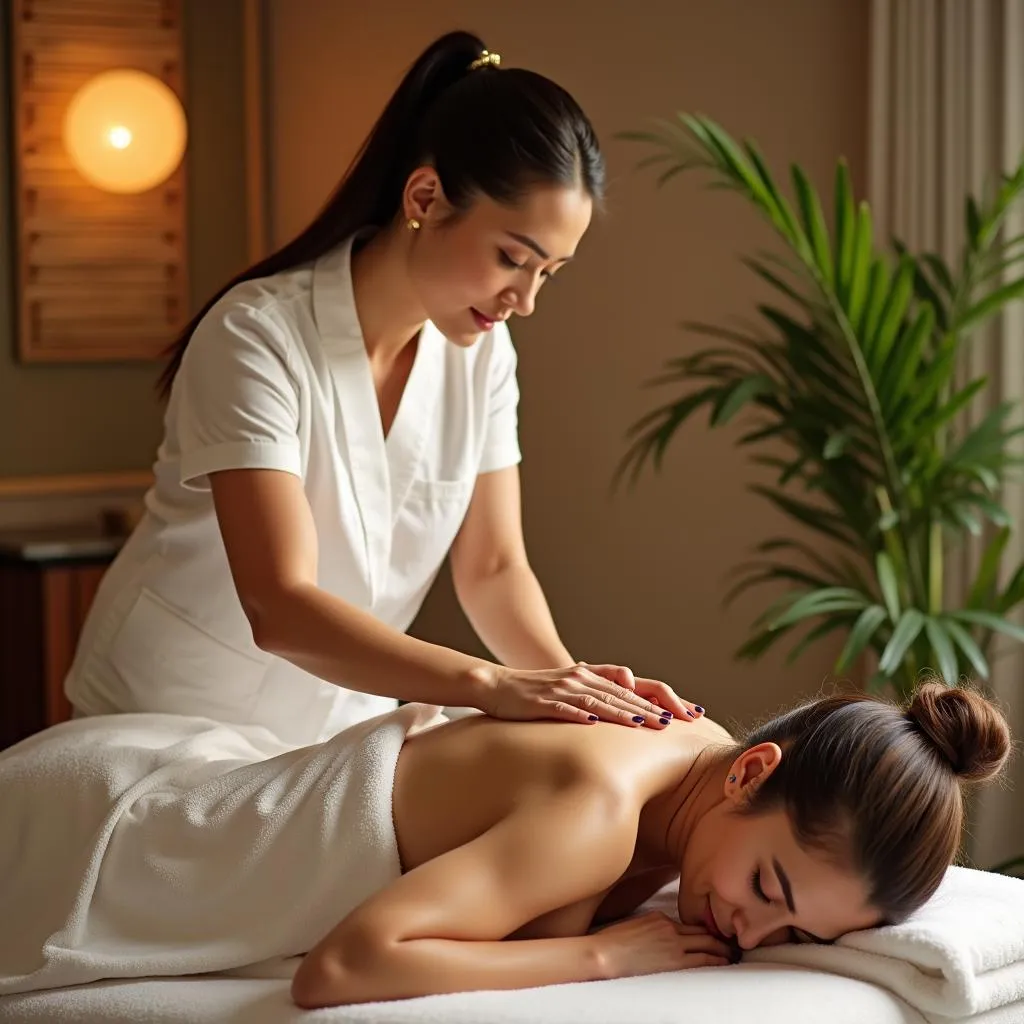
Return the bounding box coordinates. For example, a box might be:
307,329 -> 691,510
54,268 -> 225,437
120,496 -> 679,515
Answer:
906,681 -> 1011,782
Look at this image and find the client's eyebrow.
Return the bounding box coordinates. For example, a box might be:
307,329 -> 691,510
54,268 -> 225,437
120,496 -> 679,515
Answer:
774,858 -> 835,946
506,232 -> 574,263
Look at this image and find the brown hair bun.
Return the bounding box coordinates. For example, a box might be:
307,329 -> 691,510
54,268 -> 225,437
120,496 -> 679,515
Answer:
906,681 -> 1011,782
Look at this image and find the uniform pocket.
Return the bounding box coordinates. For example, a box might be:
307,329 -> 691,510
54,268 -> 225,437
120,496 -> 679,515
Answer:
393,477 -> 476,589
108,588 -> 267,722
406,477 -> 475,503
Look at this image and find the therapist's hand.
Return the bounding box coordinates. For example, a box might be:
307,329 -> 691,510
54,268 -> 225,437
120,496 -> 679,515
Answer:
591,664 -> 699,722
479,661 -> 705,729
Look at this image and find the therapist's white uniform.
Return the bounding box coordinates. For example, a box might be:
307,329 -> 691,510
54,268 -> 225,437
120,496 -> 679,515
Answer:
65,235 -> 522,747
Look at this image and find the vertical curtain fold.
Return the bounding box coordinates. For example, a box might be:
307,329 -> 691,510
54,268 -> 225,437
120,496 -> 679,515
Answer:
868,0 -> 1024,869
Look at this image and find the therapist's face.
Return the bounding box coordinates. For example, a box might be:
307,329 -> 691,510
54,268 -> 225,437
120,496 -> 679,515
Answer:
676,746 -> 882,952
404,171 -> 593,346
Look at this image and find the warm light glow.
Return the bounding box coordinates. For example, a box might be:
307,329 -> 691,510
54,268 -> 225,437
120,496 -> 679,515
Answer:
63,70 -> 187,193
108,125 -> 133,150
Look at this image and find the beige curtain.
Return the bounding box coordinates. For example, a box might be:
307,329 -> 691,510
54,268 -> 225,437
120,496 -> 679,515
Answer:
868,0 -> 1024,869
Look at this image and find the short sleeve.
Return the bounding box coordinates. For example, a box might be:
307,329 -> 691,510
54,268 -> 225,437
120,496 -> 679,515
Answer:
174,301 -> 302,491
478,323 -> 522,474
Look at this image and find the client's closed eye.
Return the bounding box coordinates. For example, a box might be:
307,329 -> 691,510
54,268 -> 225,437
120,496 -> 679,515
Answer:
750,869 -> 771,904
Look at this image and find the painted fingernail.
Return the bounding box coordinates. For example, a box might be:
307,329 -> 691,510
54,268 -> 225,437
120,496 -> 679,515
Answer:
633,716 -> 645,723
659,717 -> 671,725
662,711 -> 673,718
694,706 -> 705,714
686,710 -> 695,718
589,714 -> 599,721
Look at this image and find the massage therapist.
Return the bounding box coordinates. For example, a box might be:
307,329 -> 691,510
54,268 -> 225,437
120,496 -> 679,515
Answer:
64,32 -> 703,746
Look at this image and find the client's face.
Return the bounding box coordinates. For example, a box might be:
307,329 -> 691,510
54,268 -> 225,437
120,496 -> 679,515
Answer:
677,744 -> 883,951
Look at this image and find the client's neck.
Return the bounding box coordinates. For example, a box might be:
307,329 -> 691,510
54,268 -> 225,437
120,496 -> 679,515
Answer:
634,750 -> 732,867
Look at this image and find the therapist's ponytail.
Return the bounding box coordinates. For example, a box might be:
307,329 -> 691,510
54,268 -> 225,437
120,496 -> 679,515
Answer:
158,30 -> 604,398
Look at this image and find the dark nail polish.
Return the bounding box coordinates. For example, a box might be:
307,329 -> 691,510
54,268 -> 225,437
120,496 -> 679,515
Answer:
633,716 -> 645,723
662,711 -> 673,718
588,714 -> 599,721
694,706 -> 705,714
686,710 -> 695,717
660,717 -> 671,725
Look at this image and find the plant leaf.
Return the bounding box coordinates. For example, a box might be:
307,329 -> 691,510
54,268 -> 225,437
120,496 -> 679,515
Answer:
834,604 -> 888,672
968,527 -> 1011,608
846,202 -> 873,327
711,374 -> 777,425
823,431 -> 850,460
949,608 -> 1024,645
791,164 -> 833,283
867,256 -> 915,371
966,195 -> 983,247
723,563 -> 836,608
615,385 -> 722,487
943,618 -> 991,679
768,587 -> 870,629
924,617 -> 959,685
736,622 -> 796,660
946,504 -> 983,536
878,305 -> 935,412
876,551 -> 902,621
861,258 -> 890,344
878,608 -> 925,675
958,277 -> 1024,333
903,377 -> 987,450
786,616 -> 851,664
963,493 -> 1012,527
997,563 -> 1024,614
834,160 -> 857,305
922,252 -> 955,295
749,485 -> 858,546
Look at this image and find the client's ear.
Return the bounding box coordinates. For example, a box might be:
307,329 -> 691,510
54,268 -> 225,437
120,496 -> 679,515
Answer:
725,742 -> 783,803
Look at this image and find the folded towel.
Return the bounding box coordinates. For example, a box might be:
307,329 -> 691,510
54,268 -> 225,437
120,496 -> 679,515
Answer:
0,702 -> 446,993
746,865 -> 1024,1021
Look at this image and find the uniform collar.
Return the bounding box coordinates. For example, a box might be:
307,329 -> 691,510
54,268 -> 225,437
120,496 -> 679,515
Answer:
311,233 -> 368,355
310,231 -> 446,606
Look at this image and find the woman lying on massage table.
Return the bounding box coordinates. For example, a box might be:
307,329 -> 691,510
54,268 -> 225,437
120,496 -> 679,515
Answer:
292,681 -> 1010,1008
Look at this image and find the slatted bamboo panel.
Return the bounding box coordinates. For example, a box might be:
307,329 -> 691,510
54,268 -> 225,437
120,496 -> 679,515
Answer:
10,0 -> 187,362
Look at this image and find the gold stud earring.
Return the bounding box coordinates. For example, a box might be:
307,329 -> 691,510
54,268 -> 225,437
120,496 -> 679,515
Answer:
407,218 -> 421,231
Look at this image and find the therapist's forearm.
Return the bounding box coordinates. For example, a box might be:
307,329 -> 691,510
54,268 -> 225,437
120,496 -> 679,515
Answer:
248,583 -> 496,707
454,562 -> 575,670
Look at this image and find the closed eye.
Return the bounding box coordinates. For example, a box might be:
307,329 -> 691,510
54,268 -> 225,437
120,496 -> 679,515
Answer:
498,250 -> 553,278
750,869 -> 770,904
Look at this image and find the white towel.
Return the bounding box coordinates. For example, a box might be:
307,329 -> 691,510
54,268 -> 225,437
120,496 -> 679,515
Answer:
746,865 -> 1024,1021
0,701 -> 446,993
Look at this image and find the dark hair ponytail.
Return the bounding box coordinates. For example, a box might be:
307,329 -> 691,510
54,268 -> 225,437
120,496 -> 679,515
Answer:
158,30 -> 604,397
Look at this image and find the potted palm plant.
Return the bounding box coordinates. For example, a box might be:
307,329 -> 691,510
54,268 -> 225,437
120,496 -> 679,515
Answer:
618,114 -> 1024,877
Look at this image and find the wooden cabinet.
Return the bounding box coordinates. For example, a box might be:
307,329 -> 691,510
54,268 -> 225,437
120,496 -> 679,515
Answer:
0,535 -> 117,750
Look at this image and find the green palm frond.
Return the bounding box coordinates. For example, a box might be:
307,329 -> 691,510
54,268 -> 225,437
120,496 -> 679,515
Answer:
615,113 -> 1024,700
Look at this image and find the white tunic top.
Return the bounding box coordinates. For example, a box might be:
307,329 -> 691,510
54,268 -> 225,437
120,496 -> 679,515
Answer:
65,236 -> 522,746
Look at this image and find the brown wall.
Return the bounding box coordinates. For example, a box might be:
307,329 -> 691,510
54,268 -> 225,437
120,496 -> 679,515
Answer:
265,0 -> 869,727
0,2 -> 250,477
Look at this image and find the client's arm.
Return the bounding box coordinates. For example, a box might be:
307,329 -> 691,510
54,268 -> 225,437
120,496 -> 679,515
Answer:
293,780 -> 731,1007
292,783 -> 635,1008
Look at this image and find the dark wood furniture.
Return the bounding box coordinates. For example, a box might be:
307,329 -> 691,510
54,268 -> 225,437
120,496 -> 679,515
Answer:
0,526 -> 120,749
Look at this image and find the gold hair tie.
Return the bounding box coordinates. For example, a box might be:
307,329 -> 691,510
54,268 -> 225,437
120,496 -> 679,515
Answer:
468,50 -> 501,71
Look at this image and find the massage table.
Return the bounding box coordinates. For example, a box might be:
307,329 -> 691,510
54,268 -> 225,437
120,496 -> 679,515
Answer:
0,880 -> 1013,1024
0,937 -> 924,1021
2,711 -> 1022,1024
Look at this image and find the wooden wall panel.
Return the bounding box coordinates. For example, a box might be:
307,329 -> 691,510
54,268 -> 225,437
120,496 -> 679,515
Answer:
10,0 -> 187,362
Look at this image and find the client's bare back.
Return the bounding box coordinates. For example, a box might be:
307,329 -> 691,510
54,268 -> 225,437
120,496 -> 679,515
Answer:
392,711 -> 731,934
